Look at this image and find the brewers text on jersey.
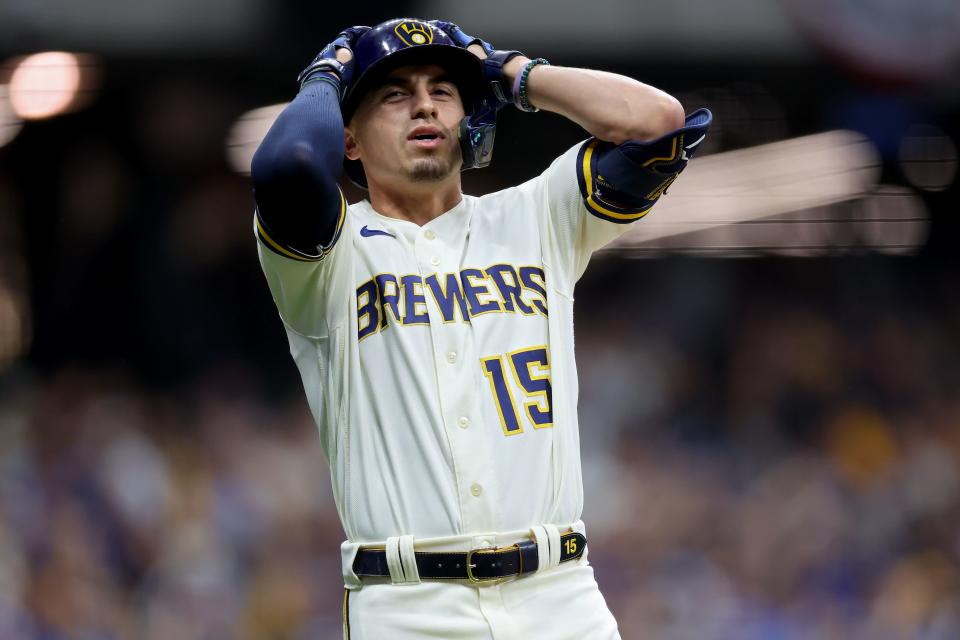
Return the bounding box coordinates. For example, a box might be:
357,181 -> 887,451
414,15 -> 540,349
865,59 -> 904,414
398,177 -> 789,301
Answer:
355,263 -> 548,341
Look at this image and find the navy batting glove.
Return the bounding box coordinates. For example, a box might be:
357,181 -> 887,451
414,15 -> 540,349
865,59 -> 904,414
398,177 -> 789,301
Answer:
429,20 -> 523,111
431,19 -> 496,55
298,26 -> 371,96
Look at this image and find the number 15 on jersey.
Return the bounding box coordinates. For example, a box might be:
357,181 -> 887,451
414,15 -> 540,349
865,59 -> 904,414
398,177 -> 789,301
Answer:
480,346 -> 553,436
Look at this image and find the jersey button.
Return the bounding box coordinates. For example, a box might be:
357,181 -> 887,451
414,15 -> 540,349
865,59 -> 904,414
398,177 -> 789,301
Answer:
458,416 -> 470,429
446,351 -> 457,364
470,483 -> 483,497
424,230 -> 436,240
430,255 -> 441,267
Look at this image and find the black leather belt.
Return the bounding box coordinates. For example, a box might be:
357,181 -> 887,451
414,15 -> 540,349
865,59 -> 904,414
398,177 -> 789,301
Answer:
353,532 -> 587,583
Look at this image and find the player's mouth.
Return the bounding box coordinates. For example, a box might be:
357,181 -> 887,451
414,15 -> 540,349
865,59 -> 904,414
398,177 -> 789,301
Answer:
407,126 -> 445,149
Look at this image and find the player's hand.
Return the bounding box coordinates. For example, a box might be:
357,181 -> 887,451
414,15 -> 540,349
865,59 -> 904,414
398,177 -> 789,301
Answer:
298,26 -> 371,95
429,20 -> 525,112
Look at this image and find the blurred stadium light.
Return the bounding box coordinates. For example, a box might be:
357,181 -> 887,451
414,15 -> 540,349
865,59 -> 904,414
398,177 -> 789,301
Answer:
6,52 -> 99,121
226,103 -> 289,175
605,130 -> 929,256
612,186 -> 929,257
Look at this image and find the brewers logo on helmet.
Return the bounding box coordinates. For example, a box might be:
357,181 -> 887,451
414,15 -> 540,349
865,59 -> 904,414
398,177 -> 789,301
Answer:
394,21 -> 434,46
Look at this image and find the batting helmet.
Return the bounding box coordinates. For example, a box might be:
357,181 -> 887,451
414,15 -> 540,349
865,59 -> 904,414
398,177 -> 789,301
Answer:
341,18 -> 496,189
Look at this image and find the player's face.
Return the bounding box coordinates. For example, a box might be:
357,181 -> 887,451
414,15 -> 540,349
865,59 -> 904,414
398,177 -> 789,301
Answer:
346,64 -> 465,187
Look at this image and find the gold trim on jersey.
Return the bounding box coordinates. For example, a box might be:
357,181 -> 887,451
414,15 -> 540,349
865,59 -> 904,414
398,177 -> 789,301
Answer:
580,140 -> 654,223
480,354 -> 525,436
507,344 -> 554,430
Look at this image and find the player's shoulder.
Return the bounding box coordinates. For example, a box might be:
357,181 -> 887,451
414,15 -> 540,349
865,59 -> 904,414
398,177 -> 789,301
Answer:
467,179 -> 547,236
341,197 -> 384,231
473,170 -> 545,208
471,181 -> 533,219
344,197 -> 372,216
479,140 -> 590,200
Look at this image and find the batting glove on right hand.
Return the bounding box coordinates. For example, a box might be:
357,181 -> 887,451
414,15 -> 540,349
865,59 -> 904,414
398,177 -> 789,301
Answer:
298,26 -> 370,96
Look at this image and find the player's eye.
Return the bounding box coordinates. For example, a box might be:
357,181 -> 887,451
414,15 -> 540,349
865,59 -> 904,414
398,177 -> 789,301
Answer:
432,87 -> 454,97
382,89 -> 407,101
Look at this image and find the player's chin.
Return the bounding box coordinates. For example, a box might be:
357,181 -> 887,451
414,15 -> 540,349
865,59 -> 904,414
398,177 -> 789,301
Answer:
408,156 -> 457,183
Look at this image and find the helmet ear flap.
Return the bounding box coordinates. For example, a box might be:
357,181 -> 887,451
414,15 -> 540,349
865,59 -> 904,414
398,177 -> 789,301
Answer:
458,108 -> 497,170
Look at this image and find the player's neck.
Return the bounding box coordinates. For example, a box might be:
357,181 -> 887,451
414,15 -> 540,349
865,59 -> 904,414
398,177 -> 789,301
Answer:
366,178 -> 463,226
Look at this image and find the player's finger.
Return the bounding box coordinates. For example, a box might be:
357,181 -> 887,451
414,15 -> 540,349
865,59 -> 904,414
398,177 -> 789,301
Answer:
467,43 -> 488,60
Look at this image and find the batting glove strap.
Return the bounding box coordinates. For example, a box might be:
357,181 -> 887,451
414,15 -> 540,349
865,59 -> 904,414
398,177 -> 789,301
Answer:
297,59 -> 344,93
481,49 -> 525,109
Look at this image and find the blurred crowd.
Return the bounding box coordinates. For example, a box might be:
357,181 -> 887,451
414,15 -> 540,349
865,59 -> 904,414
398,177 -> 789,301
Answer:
0,257 -> 958,640
0,368 -> 344,639
577,258 -> 960,640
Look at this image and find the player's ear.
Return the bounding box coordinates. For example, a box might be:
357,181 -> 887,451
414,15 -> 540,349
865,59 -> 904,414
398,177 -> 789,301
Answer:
344,127 -> 361,161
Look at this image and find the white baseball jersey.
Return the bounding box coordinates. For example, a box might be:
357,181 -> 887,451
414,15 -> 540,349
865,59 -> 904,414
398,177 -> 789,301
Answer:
255,139 -> 645,547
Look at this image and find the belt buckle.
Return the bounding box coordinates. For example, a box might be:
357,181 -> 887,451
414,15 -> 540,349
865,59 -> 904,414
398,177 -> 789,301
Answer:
467,546 -> 503,584
465,546 -> 491,584
466,543 -> 518,584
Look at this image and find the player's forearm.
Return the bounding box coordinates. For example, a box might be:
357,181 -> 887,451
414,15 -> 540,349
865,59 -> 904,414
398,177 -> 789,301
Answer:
251,81 -> 344,252
252,81 -> 344,194
508,59 -> 685,144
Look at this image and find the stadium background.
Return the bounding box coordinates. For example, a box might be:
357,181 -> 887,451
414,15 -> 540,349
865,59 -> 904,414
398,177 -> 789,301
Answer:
0,0 -> 958,637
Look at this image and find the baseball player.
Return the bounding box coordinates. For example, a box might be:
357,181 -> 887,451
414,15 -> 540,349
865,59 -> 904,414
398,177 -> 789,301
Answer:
251,18 -> 711,639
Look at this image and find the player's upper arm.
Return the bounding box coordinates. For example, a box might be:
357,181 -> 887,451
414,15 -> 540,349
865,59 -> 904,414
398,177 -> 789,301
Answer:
251,80 -> 347,259
254,205 -> 351,339
536,140 -> 637,287
250,80 -> 355,337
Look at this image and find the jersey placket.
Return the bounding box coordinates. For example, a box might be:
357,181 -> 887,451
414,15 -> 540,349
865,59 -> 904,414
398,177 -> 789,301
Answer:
415,206 -> 498,534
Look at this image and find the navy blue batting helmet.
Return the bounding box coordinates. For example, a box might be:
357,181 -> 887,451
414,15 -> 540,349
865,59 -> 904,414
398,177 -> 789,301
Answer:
341,18 -> 496,189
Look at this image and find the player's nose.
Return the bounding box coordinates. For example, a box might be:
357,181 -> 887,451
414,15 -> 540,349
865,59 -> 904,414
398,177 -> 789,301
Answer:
410,84 -> 438,120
